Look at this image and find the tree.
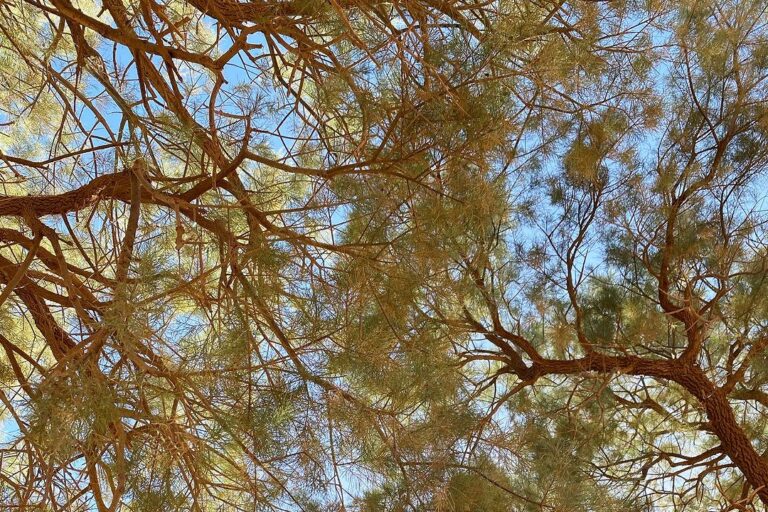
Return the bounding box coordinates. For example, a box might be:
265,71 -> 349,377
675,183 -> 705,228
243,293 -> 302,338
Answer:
1,0 -> 768,510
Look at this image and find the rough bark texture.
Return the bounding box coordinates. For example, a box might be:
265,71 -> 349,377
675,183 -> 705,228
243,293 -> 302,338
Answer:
520,354 -> 768,503
0,171 -> 131,217
679,367 -> 768,502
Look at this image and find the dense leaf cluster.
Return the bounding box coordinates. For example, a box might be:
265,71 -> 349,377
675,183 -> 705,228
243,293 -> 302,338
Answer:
1,0 -> 768,510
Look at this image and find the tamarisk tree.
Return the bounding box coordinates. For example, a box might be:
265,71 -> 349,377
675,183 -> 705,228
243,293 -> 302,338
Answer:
1,0 -> 768,510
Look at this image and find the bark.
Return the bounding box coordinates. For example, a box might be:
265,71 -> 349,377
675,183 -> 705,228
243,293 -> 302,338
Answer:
677,367 -> 768,502
521,354 -> 768,503
0,171 -> 131,217
0,256 -> 76,360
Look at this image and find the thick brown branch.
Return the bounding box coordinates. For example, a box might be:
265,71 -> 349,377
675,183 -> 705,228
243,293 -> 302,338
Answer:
0,172 -> 131,217
517,354 -> 768,503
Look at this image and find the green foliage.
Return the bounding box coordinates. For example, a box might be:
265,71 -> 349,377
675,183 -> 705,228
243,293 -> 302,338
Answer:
3,0 -> 768,510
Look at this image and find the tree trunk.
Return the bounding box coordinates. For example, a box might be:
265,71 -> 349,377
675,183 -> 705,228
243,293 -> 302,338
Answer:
675,367 -> 768,504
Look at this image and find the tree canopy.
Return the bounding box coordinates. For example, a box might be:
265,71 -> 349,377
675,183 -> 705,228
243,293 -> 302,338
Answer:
2,0 -> 768,510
